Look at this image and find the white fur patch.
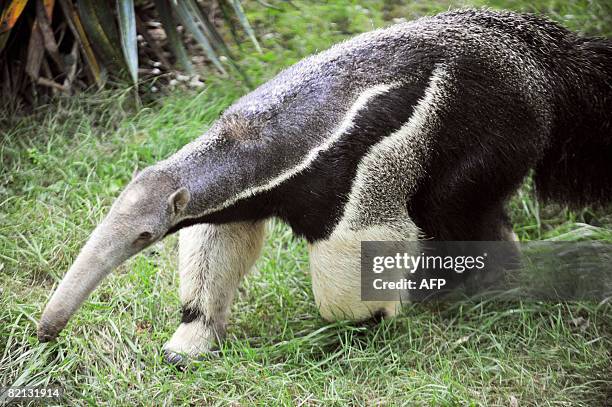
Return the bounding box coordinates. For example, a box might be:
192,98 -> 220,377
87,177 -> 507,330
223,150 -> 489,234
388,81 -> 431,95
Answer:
338,65 -> 451,231
178,221 -> 266,317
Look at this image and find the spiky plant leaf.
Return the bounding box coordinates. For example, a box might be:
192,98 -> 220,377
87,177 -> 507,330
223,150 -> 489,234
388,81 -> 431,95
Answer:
226,0 -> 261,53
0,0 -> 29,33
217,0 -> 243,50
77,0 -> 125,70
0,0 -> 30,52
153,0 -> 193,74
25,20 -> 44,80
90,0 -> 121,42
35,0 -> 64,70
58,0 -> 103,87
171,0 -> 226,74
0,32 -> 10,52
189,0 -> 232,56
42,0 -> 54,16
1,0 -> 260,102
116,0 -> 138,84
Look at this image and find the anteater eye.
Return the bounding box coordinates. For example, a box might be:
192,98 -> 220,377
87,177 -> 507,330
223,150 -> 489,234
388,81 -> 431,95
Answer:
137,231 -> 153,241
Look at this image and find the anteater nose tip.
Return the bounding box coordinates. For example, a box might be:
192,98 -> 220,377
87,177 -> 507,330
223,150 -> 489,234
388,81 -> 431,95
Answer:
38,335 -> 51,343
37,321 -> 59,343
37,330 -> 55,343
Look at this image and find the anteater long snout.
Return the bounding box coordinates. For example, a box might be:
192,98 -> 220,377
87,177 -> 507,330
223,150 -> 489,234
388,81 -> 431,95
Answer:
38,229 -> 116,342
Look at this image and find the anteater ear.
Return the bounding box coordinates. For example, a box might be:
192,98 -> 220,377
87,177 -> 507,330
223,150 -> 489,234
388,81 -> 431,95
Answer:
169,187 -> 191,214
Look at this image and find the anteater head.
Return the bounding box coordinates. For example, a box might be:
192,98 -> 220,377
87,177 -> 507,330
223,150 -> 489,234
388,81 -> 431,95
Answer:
38,169 -> 190,342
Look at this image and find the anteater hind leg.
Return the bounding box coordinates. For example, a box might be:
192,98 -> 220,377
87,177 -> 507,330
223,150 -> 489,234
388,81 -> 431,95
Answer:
163,221 -> 266,364
419,205 -> 520,296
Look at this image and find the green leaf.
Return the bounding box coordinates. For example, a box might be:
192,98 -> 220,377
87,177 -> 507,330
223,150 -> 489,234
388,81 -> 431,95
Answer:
90,0 -> 121,43
227,0 -> 261,53
218,0 -> 243,50
152,0 -> 193,74
116,0 -> 138,84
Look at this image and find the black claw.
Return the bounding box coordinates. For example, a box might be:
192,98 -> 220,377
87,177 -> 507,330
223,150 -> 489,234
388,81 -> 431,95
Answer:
163,348 -> 221,368
163,350 -> 186,367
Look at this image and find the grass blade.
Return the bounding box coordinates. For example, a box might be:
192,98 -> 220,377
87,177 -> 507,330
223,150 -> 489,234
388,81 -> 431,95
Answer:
152,0 -> 193,74
171,0 -> 226,74
227,0 -> 261,53
116,0 -> 138,84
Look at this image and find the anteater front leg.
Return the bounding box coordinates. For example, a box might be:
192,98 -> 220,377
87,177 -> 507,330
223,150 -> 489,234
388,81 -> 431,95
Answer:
163,221 -> 266,364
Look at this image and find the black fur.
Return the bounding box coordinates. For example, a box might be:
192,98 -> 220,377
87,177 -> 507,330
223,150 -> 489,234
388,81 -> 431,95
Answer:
534,36 -> 612,208
181,306 -> 207,324
409,53 -> 545,240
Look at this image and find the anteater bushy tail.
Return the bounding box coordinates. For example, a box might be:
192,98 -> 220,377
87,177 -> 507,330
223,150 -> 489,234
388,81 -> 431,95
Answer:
534,36 -> 612,208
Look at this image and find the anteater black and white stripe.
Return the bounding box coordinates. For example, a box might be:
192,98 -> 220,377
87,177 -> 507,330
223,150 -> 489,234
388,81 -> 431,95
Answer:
38,9 -> 612,364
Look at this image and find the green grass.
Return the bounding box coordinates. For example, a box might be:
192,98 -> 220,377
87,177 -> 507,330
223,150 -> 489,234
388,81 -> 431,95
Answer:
1,0 -> 611,405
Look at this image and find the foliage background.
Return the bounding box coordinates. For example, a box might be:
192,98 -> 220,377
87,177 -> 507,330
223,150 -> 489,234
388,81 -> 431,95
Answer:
1,0 -> 611,405
0,0 -> 261,104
